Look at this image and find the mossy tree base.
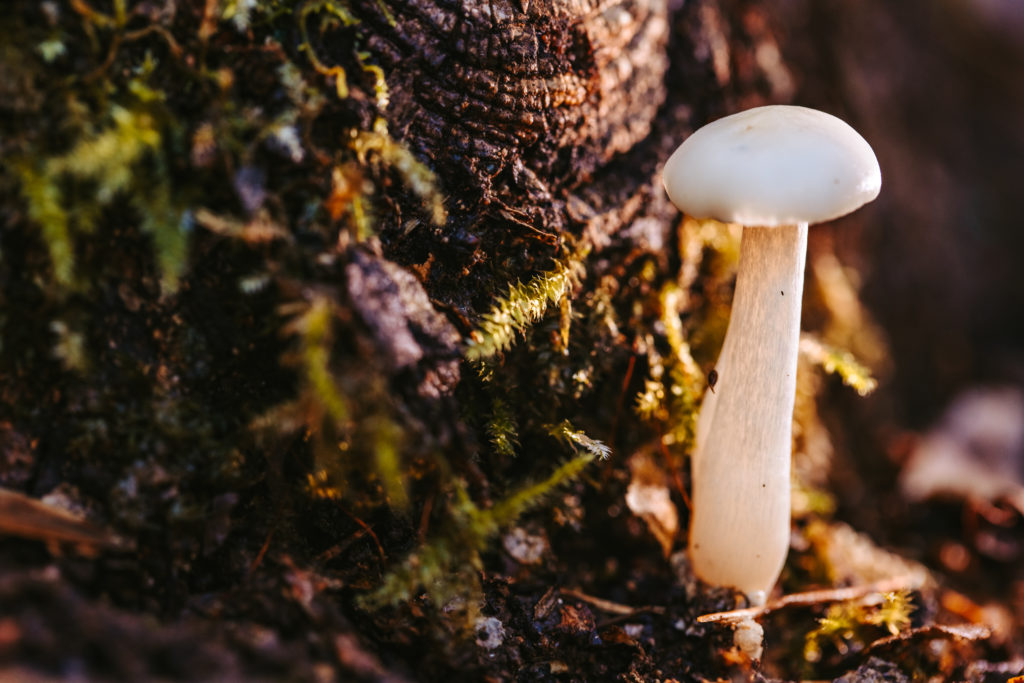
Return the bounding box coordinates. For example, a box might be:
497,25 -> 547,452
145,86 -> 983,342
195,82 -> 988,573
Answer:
0,0 -> 1018,681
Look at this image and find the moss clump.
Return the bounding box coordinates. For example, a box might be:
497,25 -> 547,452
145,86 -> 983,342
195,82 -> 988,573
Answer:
804,591 -> 916,665
17,97 -> 187,293
466,244 -> 588,361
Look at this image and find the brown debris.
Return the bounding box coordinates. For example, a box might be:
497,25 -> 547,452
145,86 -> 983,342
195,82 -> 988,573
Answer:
345,249 -> 461,399
900,386 -> 1024,515
625,451 -> 679,557
559,587 -> 666,619
0,487 -> 128,555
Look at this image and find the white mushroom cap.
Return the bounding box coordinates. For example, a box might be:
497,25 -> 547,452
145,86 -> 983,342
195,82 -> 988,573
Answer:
663,105 -> 881,227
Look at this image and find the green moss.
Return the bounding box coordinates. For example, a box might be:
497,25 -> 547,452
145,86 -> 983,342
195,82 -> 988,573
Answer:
350,123 -> 447,227
466,245 -> 588,361
17,95 -> 187,293
547,420 -> 612,462
631,280 -> 707,464
486,398 -> 520,459
297,0 -> 359,99
362,421 -> 608,614
800,335 -> 878,396
804,591 -> 915,664
270,294 -> 420,509
15,162 -> 73,286
296,297 -> 351,427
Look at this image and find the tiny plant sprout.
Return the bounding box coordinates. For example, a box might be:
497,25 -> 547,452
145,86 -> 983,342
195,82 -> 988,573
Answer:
662,106 -> 881,604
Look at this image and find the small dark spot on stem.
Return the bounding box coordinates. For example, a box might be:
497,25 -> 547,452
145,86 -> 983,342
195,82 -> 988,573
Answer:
708,368 -> 718,393
780,290 -> 784,296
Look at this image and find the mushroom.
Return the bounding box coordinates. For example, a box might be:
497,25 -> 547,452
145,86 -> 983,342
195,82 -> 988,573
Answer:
662,105 -> 881,603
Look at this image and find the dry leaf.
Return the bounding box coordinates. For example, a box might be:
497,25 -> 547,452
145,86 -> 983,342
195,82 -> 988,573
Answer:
625,452 -> 679,557
900,387 -> 1024,514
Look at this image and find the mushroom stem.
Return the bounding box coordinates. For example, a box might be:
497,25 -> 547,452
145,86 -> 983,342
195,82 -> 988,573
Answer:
689,222 -> 808,604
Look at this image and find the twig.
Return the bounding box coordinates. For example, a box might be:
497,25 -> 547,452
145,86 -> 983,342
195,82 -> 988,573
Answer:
341,507 -> 387,562
0,487 -> 128,553
123,24 -> 184,58
559,587 -> 666,617
697,574 -> 924,624
248,526 -> 276,576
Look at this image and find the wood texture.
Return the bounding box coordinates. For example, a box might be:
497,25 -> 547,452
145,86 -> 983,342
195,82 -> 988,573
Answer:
355,0 -> 669,198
